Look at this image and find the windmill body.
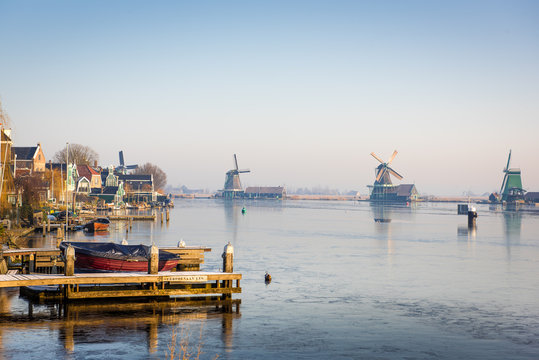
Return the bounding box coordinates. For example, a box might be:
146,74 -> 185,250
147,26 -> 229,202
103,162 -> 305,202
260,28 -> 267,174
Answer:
117,150 -> 138,174
222,154 -> 250,199
368,150 -> 418,202
499,150 -> 525,203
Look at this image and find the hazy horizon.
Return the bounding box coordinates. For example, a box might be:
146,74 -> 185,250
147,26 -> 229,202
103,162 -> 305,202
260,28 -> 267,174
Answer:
1,1 -> 538,196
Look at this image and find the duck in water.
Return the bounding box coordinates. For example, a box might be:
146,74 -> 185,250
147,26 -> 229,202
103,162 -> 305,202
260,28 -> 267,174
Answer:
265,271 -> 272,283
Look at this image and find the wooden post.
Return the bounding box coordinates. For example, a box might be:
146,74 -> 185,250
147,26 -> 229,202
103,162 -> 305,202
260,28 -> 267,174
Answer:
129,217 -> 132,229
0,258 -> 7,275
148,245 -> 159,274
468,208 -> 477,228
166,209 -> 170,222
47,218 -> 51,233
222,242 -> 234,273
65,245 -> 75,276
42,222 -> 46,237
29,254 -> 35,273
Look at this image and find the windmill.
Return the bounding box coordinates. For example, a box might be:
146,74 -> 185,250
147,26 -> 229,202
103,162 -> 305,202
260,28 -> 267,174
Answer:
368,150 -> 412,202
222,154 -> 250,198
499,150 -> 524,203
371,150 -> 403,185
117,150 -> 138,174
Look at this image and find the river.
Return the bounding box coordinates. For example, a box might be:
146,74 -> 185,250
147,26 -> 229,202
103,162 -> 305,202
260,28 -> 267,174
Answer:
0,200 -> 538,359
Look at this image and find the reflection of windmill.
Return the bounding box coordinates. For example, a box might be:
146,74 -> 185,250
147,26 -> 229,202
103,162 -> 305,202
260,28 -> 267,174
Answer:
222,154 -> 250,199
118,150 -> 138,174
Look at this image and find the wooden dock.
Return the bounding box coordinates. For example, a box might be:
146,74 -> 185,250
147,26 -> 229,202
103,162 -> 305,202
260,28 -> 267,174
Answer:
0,244 -> 240,305
1,246 -> 211,273
0,271 -> 241,300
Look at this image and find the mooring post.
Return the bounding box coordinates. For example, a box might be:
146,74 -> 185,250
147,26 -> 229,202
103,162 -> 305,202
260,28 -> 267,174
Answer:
160,212 -> 164,224
148,245 -> 159,274
42,222 -> 46,237
65,245 -> 75,276
166,209 -> 170,222
0,258 -> 7,275
468,207 -> 477,228
222,242 -> 234,273
129,217 -> 132,229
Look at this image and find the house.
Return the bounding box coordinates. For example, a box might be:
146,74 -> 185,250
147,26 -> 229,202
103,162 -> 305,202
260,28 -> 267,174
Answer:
244,186 -> 286,199
524,192 -> 539,204
0,128 -> 18,208
369,184 -> 419,202
100,167 -> 155,203
12,143 -> 46,175
75,164 -> 101,194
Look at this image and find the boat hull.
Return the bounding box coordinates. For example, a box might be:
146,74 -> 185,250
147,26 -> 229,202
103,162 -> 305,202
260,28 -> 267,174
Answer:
75,252 -> 178,272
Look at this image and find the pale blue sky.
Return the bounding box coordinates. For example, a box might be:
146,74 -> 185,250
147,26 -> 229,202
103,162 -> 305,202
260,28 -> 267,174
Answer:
1,0 -> 538,195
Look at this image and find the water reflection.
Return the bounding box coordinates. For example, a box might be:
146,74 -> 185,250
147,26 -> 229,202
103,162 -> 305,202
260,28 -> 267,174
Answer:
371,204 -> 393,223
223,200 -> 242,245
503,210 -> 522,259
0,297 -> 240,356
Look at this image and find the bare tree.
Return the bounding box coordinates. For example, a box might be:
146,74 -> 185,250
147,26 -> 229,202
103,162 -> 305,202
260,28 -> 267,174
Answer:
53,144 -> 99,165
133,163 -> 167,191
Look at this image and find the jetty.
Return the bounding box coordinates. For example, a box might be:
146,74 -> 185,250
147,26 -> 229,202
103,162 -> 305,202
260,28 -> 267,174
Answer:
0,244 -> 241,311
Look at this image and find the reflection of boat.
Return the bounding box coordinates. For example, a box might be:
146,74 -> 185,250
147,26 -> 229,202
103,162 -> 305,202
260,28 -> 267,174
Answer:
83,218 -> 110,232
59,242 -> 179,272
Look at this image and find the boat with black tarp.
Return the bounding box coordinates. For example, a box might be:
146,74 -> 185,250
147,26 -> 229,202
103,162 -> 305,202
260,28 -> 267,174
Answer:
59,242 -> 180,272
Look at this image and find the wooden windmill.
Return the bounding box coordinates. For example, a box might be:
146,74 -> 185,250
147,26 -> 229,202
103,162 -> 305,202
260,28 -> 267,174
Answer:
223,154 -> 250,198
368,150 -> 407,201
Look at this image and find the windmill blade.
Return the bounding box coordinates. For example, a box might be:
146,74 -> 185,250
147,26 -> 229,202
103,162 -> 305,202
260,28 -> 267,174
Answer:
500,173 -> 508,194
376,167 -> 386,182
233,154 -> 239,171
126,165 -> 138,170
238,169 -> 250,173
387,166 -> 403,180
504,150 -> 512,171
371,152 -> 385,164
119,151 -> 125,167
387,150 -> 398,165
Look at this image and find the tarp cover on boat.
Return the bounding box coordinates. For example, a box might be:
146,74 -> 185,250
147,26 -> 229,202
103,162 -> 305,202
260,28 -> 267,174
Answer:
60,242 -> 178,262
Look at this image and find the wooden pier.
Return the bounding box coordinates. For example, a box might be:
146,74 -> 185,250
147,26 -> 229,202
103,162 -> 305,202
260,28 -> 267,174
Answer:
1,246 -> 211,273
0,271 -> 241,300
0,244 -> 240,305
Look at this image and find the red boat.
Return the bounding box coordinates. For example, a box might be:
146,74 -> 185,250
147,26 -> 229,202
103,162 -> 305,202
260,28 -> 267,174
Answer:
84,218 -> 110,232
60,242 -> 179,272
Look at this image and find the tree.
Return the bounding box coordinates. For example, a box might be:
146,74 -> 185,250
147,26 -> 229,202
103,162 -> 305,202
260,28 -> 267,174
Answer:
53,144 -> 99,165
133,163 -> 167,191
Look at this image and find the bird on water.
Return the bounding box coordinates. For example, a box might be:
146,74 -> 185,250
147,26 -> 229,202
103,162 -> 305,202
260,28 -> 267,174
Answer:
265,272 -> 272,283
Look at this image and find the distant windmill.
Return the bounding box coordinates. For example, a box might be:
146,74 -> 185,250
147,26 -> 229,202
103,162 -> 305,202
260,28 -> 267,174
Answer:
118,150 -> 138,174
371,150 -> 403,185
368,150 -> 416,202
223,154 -> 250,198
499,150 -> 524,202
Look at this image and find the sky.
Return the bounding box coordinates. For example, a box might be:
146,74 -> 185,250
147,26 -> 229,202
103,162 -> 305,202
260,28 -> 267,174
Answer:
0,0 -> 538,195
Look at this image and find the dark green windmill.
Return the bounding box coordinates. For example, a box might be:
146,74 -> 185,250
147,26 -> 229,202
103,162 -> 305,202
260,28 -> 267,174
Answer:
500,150 -> 525,202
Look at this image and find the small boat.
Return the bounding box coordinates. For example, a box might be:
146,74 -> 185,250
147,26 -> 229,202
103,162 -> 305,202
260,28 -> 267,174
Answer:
60,242 -> 180,272
83,218 -> 110,232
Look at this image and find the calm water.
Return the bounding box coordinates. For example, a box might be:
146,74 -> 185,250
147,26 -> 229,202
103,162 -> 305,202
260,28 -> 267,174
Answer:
1,200 -> 539,359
